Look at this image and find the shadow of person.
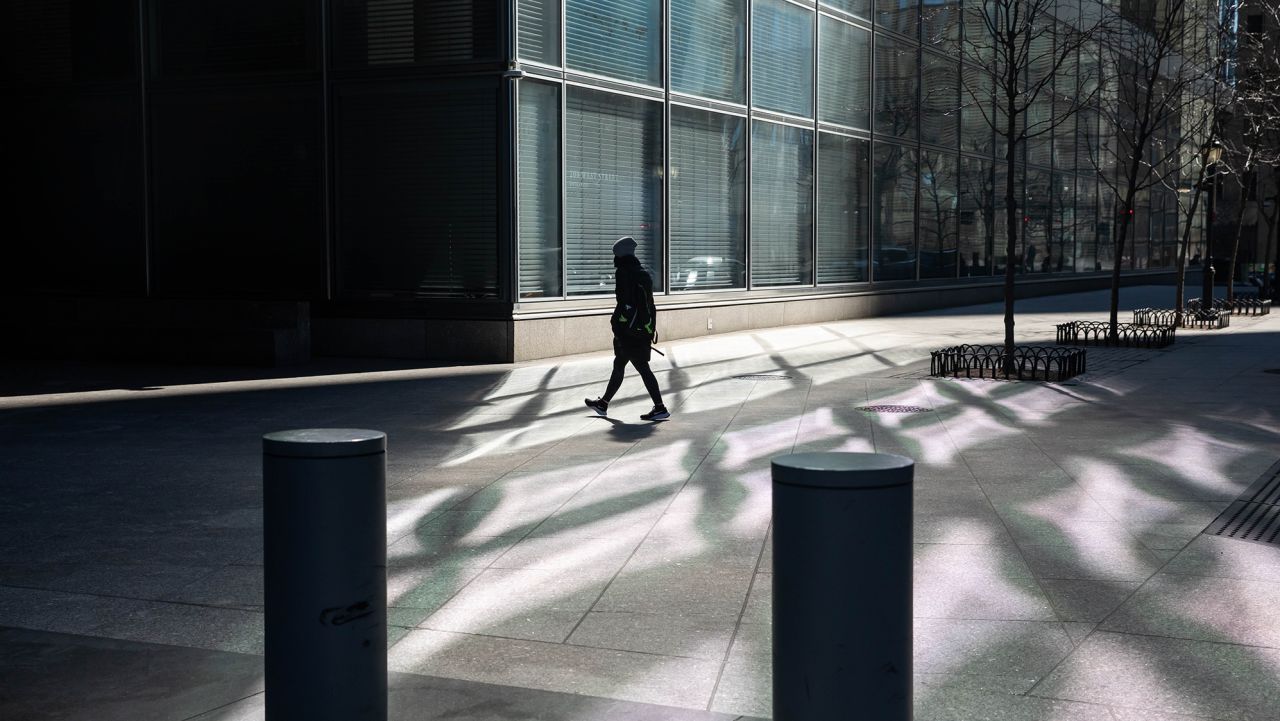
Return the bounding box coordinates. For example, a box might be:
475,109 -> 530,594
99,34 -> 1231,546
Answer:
594,415 -> 662,442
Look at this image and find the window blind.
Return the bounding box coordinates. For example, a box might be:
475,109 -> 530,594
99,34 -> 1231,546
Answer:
821,0 -> 871,21
334,1 -> 497,68
752,0 -> 814,117
671,0 -> 746,103
874,36 -> 917,140
957,156 -> 994,276
336,81 -> 497,297
818,16 -> 870,130
156,0 -> 317,78
566,0 -> 661,85
918,150 -> 958,279
565,87 -> 663,296
518,0 -> 559,65
670,106 -> 746,291
817,133 -> 870,284
872,142 -> 916,281
1051,172 -> 1076,272
518,81 -> 561,298
751,120 -> 814,287
920,50 -> 958,148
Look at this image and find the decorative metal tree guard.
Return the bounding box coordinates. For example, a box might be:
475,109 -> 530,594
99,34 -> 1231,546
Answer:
1055,321 -> 1175,348
1186,297 -> 1271,315
1230,297 -> 1271,315
1132,308 -> 1230,329
930,344 -> 1087,381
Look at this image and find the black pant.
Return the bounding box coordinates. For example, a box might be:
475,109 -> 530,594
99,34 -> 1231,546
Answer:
603,355 -> 663,406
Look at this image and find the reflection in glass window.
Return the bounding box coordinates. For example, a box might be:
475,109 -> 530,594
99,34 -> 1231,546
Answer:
518,0 -> 560,65
877,0 -> 918,37
919,150 -> 958,278
753,0 -> 814,117
670,107 -> 746,291
922,0 -> 961,55
992,162 -> 1022,272
960,64 -> 992,156
963,1 -> 995,65
822,0 -> 872,21
564,87 -> 663,296
957,156 -> 994,276
1024,168 -> 1051,273
921,50 -> 958,148
1053,98 -> 1076,172
818,16 -> 871,129
1051,172 -> 1075,273
566,0 -> 661,85
818,133 -> 870,283
875,37 -> 917,140
1076,177 -> 1098,271
1026,94 -> 1053,167
751,121 -> 814,287
872,142 -> 916,281
1162,191 -> 1179,268
1132,187 -> 1150,270
517,81 -> 561,297
672,0 -> 745,103
1097,180 -> 1116,271
1075,106 -> 1097,173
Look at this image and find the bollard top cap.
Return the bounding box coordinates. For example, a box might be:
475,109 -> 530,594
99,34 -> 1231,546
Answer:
263,429 -> 386,458
772,452 -> 913,489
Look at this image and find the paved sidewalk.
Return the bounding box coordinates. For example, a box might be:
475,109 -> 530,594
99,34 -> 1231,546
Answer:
3,285 -> 1279,720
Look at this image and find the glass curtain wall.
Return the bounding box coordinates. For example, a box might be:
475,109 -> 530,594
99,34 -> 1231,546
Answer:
818,133 -> 871,283
518,81 -> 561,297
751,121 -> 814,286
672,0 -> 747,103
511,0 -> 1141,302
670,107 -> 747,290
564,87 -> 663,295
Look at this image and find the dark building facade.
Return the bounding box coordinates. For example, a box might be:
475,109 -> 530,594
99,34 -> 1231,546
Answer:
2,1 -> 1177,364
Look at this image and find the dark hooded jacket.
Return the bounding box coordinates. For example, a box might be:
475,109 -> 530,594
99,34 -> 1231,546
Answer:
611,254 -> 656,362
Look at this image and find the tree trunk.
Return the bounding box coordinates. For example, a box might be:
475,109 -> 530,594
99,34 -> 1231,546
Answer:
1109,149 -> 1145,340
1226,195 -> 1249,303
1003,112 -> 1019,375
1174,180 -> 1206,324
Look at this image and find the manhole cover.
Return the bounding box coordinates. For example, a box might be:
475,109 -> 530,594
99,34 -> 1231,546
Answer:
732,374 -> 792,381
856,405 -> 933,413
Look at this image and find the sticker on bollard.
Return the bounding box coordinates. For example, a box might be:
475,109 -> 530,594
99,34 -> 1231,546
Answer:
771,452 -> 913,721
264,429 -> 388,721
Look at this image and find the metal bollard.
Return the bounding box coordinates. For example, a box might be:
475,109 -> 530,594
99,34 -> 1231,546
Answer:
263,429 -> 388,721
771,452 -> 913,721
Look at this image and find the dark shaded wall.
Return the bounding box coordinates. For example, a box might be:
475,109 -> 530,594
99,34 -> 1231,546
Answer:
2,1 -> 507,311
2,0 -> 145,295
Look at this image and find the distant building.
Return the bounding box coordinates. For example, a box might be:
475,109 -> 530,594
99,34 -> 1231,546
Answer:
2,1 -> 1182,363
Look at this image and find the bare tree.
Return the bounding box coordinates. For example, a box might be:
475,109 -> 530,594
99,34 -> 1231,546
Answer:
1157,1 -> 1237,320
1093,0 -> 1239,330
961,0 -> 1104,368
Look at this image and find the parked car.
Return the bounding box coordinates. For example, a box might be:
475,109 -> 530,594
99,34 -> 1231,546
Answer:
672,256 -> 746,291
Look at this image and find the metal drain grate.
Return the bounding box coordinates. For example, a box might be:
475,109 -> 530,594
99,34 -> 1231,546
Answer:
856,405 -> 934,413
732,374 -> 792,381
1204,461 -> 1280,546
1205,502 -> 1280,544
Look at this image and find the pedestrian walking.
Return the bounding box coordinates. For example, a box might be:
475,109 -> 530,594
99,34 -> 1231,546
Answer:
585,236 -> 669,421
